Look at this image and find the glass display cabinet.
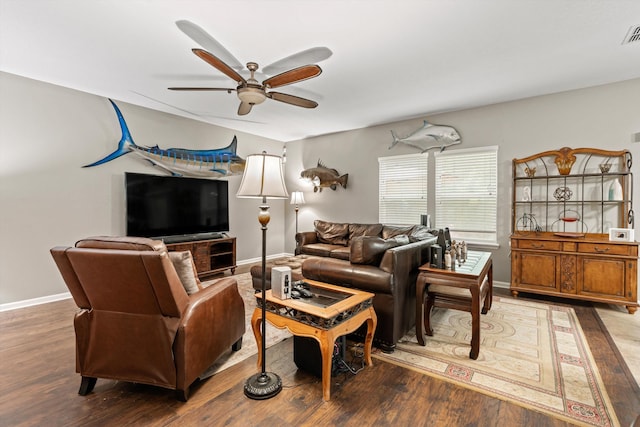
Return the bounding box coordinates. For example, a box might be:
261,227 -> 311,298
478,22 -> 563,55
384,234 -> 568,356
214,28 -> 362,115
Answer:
510,147 -> 638,314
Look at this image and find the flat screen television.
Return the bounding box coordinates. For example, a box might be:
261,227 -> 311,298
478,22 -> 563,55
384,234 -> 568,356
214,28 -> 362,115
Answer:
125,172 -> 229,241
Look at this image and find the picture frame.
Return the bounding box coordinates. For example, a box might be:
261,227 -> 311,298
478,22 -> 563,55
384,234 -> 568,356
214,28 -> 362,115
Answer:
608,228 -> 635,242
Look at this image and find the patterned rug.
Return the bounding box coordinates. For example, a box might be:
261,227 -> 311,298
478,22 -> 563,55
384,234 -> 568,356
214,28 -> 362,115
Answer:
373,296 -> 619,427
199,272 -> 291,379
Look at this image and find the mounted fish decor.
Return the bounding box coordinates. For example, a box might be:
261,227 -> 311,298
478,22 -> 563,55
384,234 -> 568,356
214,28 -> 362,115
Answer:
389,120 -> 461,153
300,160 -> 348,192
84,99 -> 245,178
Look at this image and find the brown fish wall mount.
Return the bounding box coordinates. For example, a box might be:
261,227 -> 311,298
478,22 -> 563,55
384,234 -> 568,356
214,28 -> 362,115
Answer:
300,160 -> 348,192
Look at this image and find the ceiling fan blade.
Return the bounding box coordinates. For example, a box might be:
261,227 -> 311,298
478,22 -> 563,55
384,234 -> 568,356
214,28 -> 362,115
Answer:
238,102 -> 252,116
175,20 -> 243,70
263,47 -> 332,75
262,65 -> 322,89
193,49 -> 246,85
168,87 -> 235,92
268,92 -> 318,109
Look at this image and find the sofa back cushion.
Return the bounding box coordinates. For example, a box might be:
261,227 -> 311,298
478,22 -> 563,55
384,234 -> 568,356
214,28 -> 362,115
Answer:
382,225 -> 415,239
350,235 -> 409,265
348,223 -> 383,242
314,220 -> 349,245
409,225 -> 439,242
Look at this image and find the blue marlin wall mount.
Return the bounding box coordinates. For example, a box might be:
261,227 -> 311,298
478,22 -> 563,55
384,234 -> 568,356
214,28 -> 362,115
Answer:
84,99 -> 245,178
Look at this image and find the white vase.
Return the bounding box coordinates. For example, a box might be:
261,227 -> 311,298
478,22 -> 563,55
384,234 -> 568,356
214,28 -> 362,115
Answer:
608,179 -> 623,200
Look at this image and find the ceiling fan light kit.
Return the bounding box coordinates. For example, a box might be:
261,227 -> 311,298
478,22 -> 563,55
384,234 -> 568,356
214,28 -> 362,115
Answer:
238,86 -> 267,105
170,21 -> 331,116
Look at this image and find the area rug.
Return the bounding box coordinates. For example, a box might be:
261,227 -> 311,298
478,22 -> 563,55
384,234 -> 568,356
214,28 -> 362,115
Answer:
373,296 -> 619,427
199,272 -> 291,379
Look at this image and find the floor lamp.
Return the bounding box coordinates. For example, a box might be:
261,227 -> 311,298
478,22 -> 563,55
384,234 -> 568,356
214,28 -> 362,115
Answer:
290,191 -> 305,235
236,152 -> 288,400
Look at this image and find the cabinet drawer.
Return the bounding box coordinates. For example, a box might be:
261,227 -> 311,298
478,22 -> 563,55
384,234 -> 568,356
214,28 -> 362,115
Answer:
578,243 -> 632,256
517,240 -> 562,251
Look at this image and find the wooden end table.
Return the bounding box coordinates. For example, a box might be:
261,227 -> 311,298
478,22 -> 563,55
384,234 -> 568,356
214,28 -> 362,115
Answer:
415,250 -> 493,359
251,279 -> 377,401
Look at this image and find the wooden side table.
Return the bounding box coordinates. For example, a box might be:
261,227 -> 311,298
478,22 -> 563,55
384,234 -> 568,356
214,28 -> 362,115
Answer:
251,279 -> 377,401
415,251 -> 493,359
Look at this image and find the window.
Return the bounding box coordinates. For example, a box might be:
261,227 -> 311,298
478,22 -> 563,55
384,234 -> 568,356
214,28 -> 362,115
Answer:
378,153 -> 428,225
434,146 -> 498,243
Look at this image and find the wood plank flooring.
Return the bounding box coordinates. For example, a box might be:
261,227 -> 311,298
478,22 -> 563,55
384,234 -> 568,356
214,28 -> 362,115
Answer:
1,267 -> 639,426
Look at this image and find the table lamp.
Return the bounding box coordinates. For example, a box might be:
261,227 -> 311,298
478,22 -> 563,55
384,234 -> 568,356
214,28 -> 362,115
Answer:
236,152 -> 288,399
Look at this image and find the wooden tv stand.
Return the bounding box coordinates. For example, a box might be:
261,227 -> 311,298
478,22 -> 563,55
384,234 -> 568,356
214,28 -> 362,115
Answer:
166,236 -> 236,279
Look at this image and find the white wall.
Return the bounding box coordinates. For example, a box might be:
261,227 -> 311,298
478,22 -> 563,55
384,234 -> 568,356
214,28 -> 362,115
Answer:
3,71 -> 639,304
0,72 -> 285,304
284,78 -> 640,286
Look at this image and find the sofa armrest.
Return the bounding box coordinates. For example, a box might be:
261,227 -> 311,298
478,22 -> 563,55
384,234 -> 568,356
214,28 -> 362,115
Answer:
379,237 -> 436,286
295,231 -> 318,251
174,277 -> 245,389
379,237 -> 437,275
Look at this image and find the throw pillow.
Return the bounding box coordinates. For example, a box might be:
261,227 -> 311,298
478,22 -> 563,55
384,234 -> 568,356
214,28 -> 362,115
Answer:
350,236 -> 406,265
314,220 -> 349,245
168,251 -> 201,295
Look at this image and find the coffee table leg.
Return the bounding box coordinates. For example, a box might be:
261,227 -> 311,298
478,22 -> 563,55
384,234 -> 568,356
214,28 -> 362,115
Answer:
363,307 -> 377,365
250,308 -> 264,369
316,332 -> 333,402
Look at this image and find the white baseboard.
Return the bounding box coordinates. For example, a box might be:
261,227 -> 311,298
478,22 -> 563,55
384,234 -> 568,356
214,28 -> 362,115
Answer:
0,292 -> 71,312
1,254 -> 296,312
494,280 -> 510,289
236,252 -> 294,266
1,256 -> 506,312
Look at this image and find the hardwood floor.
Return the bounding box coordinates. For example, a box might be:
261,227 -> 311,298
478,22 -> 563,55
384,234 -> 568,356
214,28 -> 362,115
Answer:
1,266 -> 639,426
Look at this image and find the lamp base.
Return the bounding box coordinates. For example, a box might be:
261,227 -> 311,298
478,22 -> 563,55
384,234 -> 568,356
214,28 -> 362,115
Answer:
244,372 -> 282,400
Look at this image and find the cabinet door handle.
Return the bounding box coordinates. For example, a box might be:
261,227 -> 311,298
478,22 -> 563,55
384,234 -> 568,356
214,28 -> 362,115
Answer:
594,247 -> 610,253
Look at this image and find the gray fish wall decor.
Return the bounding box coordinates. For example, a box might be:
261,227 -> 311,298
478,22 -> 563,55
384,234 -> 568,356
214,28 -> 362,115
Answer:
84,99 -> 245,178
389,120 -> 461,153
300,160 -> 348,192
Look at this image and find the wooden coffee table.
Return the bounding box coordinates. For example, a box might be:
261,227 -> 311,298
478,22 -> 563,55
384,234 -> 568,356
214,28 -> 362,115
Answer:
250,278 -> 377,401
415,250 -> 493,359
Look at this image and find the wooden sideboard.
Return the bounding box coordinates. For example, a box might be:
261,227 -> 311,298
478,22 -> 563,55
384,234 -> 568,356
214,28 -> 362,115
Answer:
511,232 -> 638,314
166,236 -> 236,279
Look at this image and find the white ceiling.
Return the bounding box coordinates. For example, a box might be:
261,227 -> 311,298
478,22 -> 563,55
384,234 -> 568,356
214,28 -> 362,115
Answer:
1,0 -> 639,142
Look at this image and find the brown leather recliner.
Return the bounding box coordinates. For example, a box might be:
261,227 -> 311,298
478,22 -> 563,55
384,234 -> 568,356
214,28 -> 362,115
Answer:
50,236 -> 245,401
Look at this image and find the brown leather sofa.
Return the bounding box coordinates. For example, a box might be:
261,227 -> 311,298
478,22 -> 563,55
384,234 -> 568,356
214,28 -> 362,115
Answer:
50,236 -> 245,400
296,220 -> 437,352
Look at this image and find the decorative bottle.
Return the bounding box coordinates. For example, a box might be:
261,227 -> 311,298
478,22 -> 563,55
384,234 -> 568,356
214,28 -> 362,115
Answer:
608,179 -> 623,201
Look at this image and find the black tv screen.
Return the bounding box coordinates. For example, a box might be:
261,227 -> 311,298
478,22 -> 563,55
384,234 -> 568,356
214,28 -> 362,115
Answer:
125,172 -> 229,239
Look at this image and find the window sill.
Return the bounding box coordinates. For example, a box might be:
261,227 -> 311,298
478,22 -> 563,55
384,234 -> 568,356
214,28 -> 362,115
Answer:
465,241 -> 500,251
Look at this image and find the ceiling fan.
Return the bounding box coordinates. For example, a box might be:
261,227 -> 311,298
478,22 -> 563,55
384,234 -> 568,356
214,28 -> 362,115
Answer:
169,20 -> 332,116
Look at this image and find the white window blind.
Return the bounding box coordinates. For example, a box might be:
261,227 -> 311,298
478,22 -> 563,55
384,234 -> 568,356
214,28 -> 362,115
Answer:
435,146 -> 498,243
378,153 -> 428,225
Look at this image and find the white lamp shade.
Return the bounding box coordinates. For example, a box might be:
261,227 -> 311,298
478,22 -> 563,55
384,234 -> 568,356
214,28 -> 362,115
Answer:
236,152 -> 288,199
290,191 -> 306,205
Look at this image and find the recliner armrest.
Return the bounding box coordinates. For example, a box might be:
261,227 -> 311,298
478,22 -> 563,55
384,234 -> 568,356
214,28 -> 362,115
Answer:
174,277 -> 245,389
